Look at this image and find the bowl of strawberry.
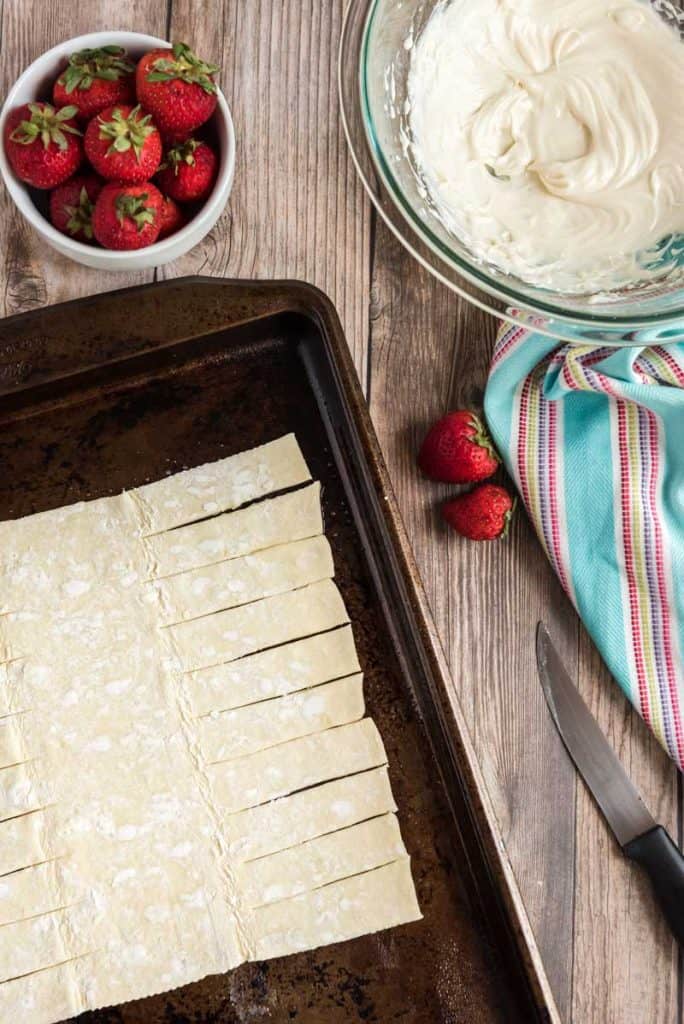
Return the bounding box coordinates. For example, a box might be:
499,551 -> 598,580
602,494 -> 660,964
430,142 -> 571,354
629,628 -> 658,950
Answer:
0,31 -> 235,270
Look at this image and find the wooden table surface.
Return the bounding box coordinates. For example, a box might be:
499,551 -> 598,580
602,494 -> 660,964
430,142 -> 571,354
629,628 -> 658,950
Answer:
1,3 -> 681,1023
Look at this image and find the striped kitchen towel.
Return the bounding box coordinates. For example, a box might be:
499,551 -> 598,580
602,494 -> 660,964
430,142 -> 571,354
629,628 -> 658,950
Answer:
484,323 -> 684,769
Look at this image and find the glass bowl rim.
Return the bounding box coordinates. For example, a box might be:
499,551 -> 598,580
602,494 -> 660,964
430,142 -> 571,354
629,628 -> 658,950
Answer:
358,0 -> 684,330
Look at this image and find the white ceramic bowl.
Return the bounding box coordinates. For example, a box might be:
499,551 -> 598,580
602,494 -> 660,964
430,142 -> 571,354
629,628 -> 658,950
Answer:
0,31 -> 235,271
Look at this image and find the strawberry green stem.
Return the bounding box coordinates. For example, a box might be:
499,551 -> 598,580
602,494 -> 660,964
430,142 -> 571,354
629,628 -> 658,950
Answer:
10,103 -> 81,150
115,191 -> 156,232
146,41 -> 219,94
98,104 -> 155,161
59,46 -> 134,93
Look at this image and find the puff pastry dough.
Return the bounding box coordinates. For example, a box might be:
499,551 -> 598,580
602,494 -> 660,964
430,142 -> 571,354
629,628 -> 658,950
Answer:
0,434 -> 420,1021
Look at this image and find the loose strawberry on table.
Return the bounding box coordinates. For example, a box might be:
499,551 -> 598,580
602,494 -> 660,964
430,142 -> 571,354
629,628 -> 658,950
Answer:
156,138 -> 217,202
53,46 -> 135,121
418,410 -> 500,484
84,103 -> 162,183
136,42 -> 219,137
442,484 -> 516,541
49,173 -> 102,241
4,102 -> 82,188
158,195 -> 185,239
92,182 -> 163,250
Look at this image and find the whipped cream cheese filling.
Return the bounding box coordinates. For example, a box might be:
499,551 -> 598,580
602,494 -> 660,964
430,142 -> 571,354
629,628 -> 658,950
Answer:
407,0 -> 684,292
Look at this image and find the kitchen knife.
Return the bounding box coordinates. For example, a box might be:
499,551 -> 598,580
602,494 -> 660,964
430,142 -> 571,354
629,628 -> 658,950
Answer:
536,622 -> 684,945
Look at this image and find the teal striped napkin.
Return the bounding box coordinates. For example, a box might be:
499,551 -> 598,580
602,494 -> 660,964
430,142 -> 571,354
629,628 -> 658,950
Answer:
485,324 -> 684,768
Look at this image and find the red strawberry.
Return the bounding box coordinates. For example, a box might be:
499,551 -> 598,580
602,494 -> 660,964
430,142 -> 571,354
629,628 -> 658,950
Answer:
49,173 -> 103,242
442,484 -> 516,541
156,138 -> 217,202
418,410 -> 500,484
157,195 -> 185,239
136,42 -> 219,137
84,104 -> 162,183
3,102 -> 82,188
53,46 -> 135,121
92,182 -> 163,250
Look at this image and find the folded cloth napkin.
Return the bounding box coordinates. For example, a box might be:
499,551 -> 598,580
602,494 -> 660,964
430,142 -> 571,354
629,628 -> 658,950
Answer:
484,322 -> 684,770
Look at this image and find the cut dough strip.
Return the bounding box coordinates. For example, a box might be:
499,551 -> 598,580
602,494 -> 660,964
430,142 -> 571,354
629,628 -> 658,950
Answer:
0,860 -> 62,927
238,813 -> 407,908
0,811 -> 52,876
207,719 -> 387,814
0,959 -> 85,1024
133,434 -> 310,534
198,674 -> 365,763
0,662 -> 36,718
0,763 -> 45,822
154,536 -> 334,625
0,908 -> 84,984
169,579 -> 348,672
185,625 -> 360,716
252,858 -> 421,960
144,482 -> 323,578
0,717 -> 25,770
225,766 -> 397,863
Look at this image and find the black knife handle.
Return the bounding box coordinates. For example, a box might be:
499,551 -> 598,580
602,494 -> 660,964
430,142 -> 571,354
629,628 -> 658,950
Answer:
623,826 -> 684,945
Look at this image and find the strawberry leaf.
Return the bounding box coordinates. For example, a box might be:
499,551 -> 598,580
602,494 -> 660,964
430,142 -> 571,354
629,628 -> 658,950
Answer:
99,104 -> 156,162
10,103 -> 81,149
64,186 -> 95,238
115,191 -> 157,231
147,42 -> 219,94
59,46 -> 134,92
164,138 -> 200,174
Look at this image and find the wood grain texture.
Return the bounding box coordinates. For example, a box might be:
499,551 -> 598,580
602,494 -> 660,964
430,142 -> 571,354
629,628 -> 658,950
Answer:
0,0 -> 165,316
369,222 -> 578,1018
162,0 -> 372,379
572,631 -> 681,1024
368,221 -> 683,1024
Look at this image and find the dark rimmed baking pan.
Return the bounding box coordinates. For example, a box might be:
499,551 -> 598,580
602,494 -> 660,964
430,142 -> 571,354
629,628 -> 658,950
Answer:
0,277 -> 557,1024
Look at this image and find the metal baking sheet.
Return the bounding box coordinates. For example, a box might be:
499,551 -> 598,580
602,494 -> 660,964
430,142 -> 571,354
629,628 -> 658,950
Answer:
0,278 -> 555,1024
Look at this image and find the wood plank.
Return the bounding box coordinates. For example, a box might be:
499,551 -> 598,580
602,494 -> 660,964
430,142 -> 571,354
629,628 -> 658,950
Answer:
572,631 -> 681,1024
161,0 -> 371,381
0,1 -> 168,316
368,221 -> 578,1019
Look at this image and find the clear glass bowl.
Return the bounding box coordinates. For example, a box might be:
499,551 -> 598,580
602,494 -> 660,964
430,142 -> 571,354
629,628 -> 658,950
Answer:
339,0 -> 684,345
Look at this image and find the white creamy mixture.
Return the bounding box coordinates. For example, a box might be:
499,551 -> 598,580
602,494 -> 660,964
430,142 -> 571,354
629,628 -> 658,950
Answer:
407,0 -> 684,292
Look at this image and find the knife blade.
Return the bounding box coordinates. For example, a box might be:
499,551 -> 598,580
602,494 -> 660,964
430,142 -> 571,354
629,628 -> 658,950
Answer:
536,622 -> 684,946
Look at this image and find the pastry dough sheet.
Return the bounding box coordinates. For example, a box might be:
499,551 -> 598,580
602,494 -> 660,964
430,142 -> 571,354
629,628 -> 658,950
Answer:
0,435 -> 420,1021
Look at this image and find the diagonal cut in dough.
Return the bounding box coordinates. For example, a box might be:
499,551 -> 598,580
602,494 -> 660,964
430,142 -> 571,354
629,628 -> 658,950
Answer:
197,674 -> 365,763
224,766 -> 397,863
185,625 -> 360,716
238,813 -> 407,908
0,763 -> 45,822
0,960 -> 85,1022
133,434 -> 310,534
0,908 -> 89,983
153,535 -> 334,625
0,810 -> 53,876
144,482 -> 323,578
207,719 -> 387,814
251,858 -> 421,960
168,578 -> 349,671
0,860 -> 63,926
